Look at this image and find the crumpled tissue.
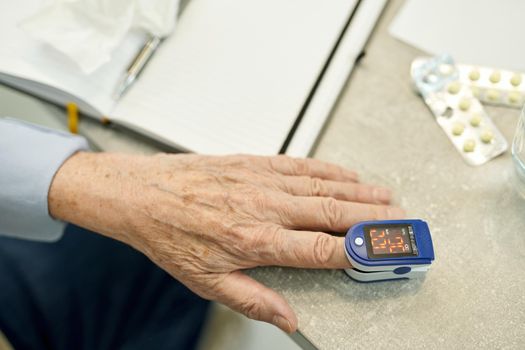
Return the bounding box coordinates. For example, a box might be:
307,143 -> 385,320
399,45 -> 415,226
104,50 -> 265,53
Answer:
20,0 -> 180,74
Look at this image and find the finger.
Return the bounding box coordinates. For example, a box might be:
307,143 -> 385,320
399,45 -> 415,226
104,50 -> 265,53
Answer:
268,156 -> 358,182
256,228 -> 351,269
216,271 -> 298,333
279,175 -> 392,204
277,195 -> 405,232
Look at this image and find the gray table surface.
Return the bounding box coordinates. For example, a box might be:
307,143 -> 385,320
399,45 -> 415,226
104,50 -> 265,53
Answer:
2,1 -> 524,349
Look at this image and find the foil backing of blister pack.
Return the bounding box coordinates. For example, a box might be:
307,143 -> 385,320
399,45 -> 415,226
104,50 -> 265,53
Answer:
411,54 -> 508,166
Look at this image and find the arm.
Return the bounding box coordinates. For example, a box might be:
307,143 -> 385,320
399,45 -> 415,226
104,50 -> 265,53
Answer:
0,118 -> 88,241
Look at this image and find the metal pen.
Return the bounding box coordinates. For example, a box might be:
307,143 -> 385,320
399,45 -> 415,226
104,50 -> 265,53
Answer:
113,36 -> 162,100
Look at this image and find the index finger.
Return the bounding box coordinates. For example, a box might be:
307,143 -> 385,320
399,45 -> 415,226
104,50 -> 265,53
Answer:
255,227 -> 351,269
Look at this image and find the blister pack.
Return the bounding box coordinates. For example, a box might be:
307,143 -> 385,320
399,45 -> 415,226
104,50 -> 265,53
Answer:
411,54 -> 508,166
414,57 -> 525,108
457,64 -> 524,108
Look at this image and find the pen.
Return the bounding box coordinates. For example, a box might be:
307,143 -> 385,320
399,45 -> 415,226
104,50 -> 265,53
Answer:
113,36 -> 162,100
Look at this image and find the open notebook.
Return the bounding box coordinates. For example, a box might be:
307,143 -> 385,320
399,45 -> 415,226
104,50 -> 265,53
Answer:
0,0 -> 385,156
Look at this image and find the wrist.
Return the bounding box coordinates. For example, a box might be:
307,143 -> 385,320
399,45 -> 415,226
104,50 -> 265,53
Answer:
48,151 -> 144,243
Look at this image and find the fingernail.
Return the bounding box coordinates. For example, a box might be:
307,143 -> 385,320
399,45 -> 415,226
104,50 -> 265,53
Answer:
273,315 -> 292,333
373,187 -> 392,203
387,207 -> 406,219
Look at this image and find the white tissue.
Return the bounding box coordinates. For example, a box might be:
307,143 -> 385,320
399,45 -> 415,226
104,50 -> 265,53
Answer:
20,0 -> 180,74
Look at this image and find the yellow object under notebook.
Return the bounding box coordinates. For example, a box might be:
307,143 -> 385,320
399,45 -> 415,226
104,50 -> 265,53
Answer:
66,102 -> 79,134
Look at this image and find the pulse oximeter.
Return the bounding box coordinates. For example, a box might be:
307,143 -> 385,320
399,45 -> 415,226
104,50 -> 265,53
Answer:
344,219 -> 435,282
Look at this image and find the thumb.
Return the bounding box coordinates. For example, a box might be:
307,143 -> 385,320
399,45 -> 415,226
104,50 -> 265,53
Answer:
215,271 -> 298,333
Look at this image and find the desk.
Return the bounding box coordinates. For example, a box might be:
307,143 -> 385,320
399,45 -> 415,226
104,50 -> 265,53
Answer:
1,1 -> 524,349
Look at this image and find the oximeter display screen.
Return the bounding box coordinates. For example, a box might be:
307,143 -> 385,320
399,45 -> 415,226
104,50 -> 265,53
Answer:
364,224 -> 419,259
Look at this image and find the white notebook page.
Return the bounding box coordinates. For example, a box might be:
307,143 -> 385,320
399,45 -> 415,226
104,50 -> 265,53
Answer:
112,0 -> 355,155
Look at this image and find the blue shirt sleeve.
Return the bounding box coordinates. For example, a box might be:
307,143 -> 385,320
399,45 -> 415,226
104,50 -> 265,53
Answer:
0,117 -> 89,241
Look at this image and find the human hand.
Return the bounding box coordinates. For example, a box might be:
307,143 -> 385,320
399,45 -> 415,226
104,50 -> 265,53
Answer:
49,152 -> 404,333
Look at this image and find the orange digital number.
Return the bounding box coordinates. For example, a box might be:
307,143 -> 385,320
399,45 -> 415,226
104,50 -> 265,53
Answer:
370,229 -> 387,253
388,236 -> 405,253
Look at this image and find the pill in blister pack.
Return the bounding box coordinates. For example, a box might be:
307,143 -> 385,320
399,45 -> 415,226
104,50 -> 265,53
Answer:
414,57 -> 525,108
457,64 -> 524,108
411,54 -> 508,166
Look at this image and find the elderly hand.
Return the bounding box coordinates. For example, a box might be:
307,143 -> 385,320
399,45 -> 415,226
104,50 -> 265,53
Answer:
48,152 -> 404,333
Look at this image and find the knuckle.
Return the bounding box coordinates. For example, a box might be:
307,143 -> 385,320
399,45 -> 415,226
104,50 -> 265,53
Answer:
230,187 -> 269,212
292,158 -> 309,175
272,175 -> 290,193
223,222 -> 249,248
310,177 -> 327,197
249,189 -> 270,212
239,225 -> 266,251
372,206 -> 387,220
356,185 -> 371,202
276,198 -> 299,227
267,226 -> 285,262
242,300 -> 263,321
321,197 -> 342,229
312,234 -> 337,265
244,225 -> 282,263
269,155 -> 288,170
191,281 -> 217,301
203,275 -> 229,300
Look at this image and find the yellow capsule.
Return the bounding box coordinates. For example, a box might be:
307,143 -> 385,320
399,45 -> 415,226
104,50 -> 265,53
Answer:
470,113 -> 482,127
447,81 -> 461,94
463,139 -> 476,152
480,130 -> 494,143
486,89 -> 500,101
451,122 -> 465,136
508,91 -> 521,104
459,98 -> 471,111
489,70 -> 501,84
469,69 -> 480,81
510,73 -> 522,87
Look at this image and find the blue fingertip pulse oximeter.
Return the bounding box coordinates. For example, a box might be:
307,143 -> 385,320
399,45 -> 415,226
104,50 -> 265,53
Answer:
344,219 -> 435,282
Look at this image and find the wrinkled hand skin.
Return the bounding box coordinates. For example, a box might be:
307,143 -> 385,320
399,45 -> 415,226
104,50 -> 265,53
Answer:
48,152 -> 404,333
